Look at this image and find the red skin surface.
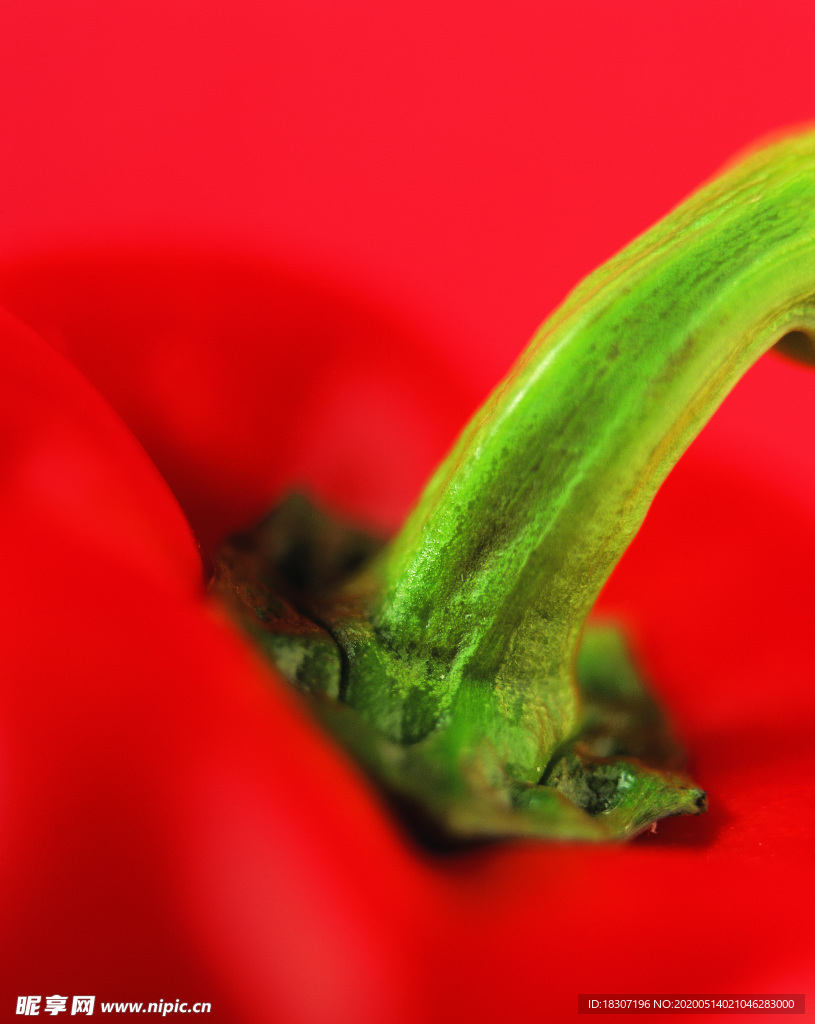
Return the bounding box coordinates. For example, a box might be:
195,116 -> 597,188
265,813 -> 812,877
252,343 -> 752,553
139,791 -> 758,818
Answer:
0,3 -> 814,1022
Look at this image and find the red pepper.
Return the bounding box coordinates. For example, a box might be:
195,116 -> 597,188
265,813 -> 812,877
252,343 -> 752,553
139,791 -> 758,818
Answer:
0,248 -> 812,1022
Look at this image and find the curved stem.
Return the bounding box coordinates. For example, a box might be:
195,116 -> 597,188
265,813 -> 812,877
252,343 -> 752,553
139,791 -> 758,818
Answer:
352,131 -> 815,774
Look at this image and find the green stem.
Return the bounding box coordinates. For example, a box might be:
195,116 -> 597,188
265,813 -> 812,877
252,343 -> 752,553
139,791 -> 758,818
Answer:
344,131 -> 815,777
213,130 -> 815,839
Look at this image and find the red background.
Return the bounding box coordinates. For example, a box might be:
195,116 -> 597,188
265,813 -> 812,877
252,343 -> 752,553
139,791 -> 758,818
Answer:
0,2 -> 813,1022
